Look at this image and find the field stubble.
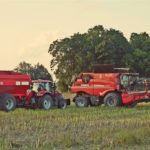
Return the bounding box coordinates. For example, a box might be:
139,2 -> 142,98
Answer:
1,103 -> 150,150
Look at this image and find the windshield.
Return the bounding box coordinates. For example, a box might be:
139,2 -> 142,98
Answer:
32,82 -> 53,92
120,74 -> 140,91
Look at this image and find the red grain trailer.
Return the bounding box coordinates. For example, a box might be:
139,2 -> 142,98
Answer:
0,71 -> 31,111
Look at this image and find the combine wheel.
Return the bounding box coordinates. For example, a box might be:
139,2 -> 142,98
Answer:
58,96 -> 67,109
40,95 -> 53,110
0,94 -> 16,112
90,96 -> 102,106
104,92 -> 121,107
75,96 -> 89,107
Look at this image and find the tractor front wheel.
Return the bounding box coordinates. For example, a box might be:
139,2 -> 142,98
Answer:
40,95 -> 53,110
104,92 -> 121,107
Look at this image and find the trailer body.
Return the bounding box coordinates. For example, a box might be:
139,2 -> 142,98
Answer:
0,71 -> 31,98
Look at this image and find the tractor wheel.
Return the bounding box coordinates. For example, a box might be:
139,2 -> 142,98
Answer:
0,94 -> 16,112
104,92 -> 121,107
40,95 -> 53,110
75,96 -> 89,107
58,96 -> 67,109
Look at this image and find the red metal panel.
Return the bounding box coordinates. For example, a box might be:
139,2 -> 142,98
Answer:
0,71 -> 31,98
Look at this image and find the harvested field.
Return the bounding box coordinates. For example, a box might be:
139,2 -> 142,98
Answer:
1,104 -> 150,150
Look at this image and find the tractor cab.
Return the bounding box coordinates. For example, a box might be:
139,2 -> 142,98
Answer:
32,79 -> 56,93
31,79 -> 70,108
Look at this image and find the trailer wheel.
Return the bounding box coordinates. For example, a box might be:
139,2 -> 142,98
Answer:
58,96 -> 67,109
104,92 -> 121,107
40,95 -> 53,110
75,96 -> 89,107
0,94 -> 16,112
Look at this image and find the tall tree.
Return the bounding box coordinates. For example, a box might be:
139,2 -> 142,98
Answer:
14,61 -> 52,80
14,61 -> 34,76
49,33 -> 87,91
127,32 -> 150,77
48,25 -> 131,91
87,28 -> 131,67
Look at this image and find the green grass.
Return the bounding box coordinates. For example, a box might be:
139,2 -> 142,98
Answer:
1,104 -> 150,150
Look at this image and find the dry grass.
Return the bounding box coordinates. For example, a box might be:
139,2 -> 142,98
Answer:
1,103 -> 150,150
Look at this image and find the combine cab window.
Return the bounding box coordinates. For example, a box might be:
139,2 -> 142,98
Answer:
120,75 -> 129,88
120,74 -> 139,91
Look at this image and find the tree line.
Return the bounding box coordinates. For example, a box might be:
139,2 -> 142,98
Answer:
14,61 -> 52,81
48,25 -> 150,91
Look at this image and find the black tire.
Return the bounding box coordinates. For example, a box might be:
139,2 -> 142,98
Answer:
40,95 -> 53,110
75,96 -> 89,107
58,96 -> 67,109
90,96 -> 101,106
104,92 -> 121,107
0,94 -> 16,112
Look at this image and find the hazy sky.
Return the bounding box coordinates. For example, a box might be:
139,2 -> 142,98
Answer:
0,0 -> 150,72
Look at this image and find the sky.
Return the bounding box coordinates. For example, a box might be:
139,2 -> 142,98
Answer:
0,0 -> 150,73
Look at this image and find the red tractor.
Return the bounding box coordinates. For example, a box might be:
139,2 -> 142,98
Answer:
70,64 -> 150,107
0,71 -> 70,112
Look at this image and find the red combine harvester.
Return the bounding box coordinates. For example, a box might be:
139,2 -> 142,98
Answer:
0,71 -> 70,112
70,64 -> 150,107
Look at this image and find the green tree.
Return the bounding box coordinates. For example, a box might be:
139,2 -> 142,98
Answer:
48,25 -> 131,91
127,32 -> 150,77
14,61 -> 34,76
86,27 -> 131,67
49,32 -> 91,91
104,29 -> 131,67
14,61 -> 52,80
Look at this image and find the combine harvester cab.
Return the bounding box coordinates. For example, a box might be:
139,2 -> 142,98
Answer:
0,71 -> 70,112
70,64 -> 150,107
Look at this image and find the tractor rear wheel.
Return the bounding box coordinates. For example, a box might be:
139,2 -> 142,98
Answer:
104,92 -> 121,107
40,95 -> 53,110
75,96 -> 89,107
58,96 -> 67,109
0,94 -> 16,112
